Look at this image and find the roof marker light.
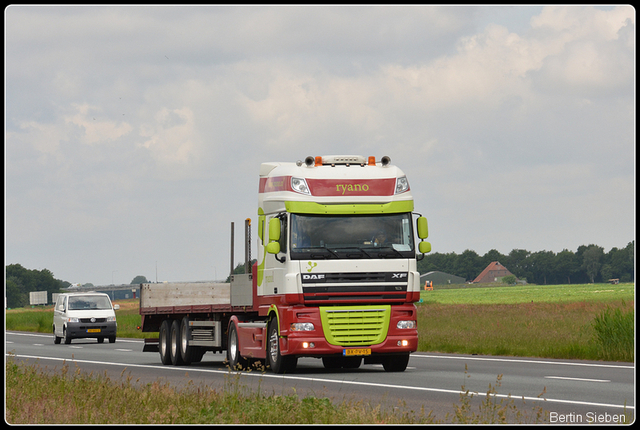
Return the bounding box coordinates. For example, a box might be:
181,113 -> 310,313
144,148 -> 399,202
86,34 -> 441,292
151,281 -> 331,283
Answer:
368,156 -> 376,166
315,156 -> 322,167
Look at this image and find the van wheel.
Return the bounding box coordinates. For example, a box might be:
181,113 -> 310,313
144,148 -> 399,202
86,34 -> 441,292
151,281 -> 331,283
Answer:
109,336 -> 116,344
159,320 -> 172,365
97,337 -> 104,343
63,328 -> 72,344
170,319 -> 184,366
53,326 -> 61,344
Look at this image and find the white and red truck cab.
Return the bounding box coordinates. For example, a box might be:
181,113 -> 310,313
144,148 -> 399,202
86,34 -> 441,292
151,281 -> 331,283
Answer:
140,155 -> 430,373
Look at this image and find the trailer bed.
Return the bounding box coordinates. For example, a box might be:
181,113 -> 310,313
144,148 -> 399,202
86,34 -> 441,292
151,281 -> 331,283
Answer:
140,282 -> 231,314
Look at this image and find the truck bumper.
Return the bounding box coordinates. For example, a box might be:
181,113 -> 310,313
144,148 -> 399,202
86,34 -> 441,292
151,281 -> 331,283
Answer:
282,333 -> 418,357
278,303 -> 418,357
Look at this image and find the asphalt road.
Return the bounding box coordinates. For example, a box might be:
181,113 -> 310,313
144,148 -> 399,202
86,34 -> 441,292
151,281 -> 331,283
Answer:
6,331 -> 635,423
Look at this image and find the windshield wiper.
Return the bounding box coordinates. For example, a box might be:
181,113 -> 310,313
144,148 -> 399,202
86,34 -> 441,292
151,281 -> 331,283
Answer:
333,246 -> 373,259
308,246 -> 340,259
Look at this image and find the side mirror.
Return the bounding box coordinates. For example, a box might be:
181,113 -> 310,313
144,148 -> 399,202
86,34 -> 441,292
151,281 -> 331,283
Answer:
419,241 -> 432,254
266,242 -> 281,255
113,304 -> 120,310
417,216 -> 428,239
58,305 -> 64,311
269,217 -> 281,241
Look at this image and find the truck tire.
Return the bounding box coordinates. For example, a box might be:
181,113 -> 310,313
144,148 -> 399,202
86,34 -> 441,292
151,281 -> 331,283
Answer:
180,317 -> 194,365
159,319 -> 172,365
227,323 -> 248,370
170,319 -> 185,365
266,318 -> 297,374
382,354 -> 410,372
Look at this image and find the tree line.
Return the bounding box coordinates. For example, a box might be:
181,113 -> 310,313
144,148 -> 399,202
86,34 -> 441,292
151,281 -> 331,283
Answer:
417,241 -> 635,285
5,264 -> 149,309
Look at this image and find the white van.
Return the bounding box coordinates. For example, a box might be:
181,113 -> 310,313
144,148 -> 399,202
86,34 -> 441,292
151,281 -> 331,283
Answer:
53,292 -> 118,344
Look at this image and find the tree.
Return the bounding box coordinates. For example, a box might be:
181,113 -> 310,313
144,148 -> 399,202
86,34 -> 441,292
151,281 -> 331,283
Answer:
5,264 -> 64,308
130,275 -> 149,284
582,245 -> 604,283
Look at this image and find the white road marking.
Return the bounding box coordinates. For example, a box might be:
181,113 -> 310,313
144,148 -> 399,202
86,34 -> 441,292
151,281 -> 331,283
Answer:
412,353 -> 633,369
545,376 -> 611,383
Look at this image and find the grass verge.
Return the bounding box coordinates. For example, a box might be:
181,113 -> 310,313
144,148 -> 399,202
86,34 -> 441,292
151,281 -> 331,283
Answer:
416,299 -> 633,361
6,358 -> 551,424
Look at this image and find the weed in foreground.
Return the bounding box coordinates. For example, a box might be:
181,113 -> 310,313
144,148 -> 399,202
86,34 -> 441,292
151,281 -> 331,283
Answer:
449,364 -> 548,424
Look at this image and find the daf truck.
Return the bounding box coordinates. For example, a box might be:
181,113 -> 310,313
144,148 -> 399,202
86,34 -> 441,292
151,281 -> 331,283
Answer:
140,155 -> 431,373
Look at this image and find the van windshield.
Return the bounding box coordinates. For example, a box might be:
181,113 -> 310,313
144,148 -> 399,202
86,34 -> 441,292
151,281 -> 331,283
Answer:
289,213 -> 415,260
68,295 -> 112,310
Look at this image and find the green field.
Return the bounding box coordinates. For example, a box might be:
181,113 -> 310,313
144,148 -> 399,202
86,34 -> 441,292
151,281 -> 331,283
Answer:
419,282 -> 633,305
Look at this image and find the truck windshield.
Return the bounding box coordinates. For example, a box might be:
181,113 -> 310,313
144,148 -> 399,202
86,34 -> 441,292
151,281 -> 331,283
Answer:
290,213 -> 415,260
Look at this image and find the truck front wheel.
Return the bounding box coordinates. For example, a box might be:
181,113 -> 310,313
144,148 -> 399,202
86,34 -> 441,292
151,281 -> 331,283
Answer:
382,354 -> 410,372
227,323 -> 248,370
267,318 -> 297,374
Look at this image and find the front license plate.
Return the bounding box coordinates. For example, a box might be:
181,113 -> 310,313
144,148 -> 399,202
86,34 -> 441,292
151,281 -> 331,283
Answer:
343,348 -> 371,356
87,328 -> 101,333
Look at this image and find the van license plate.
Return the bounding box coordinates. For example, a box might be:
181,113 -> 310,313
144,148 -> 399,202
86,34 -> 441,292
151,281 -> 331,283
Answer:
343,348 -> 371,356
87,329 -> 101,333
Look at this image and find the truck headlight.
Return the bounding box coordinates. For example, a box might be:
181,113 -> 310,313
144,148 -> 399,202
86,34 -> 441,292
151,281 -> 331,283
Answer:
394,176 -> 409,194
290,322 -> 315,331
106,316 -> 116,322
291,177 -> 311,195
397,320 -> 416,329
67,317 -> 79,323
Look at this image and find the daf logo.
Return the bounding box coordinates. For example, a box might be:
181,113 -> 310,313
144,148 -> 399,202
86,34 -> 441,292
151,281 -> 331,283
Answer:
90,317 -> 96,323
391,273 -> 408,279
302,274 -> 325,280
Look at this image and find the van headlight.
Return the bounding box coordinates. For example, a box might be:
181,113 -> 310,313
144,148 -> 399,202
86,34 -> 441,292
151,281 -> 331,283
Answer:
107,316 -> 116,322
397,320 -> 416,329
67,317 -> 79,323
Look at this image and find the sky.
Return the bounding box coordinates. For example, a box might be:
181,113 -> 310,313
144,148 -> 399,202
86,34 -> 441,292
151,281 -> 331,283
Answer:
5,5 -> 635,286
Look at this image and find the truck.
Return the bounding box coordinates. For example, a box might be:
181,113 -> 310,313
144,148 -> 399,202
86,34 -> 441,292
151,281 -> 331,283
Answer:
139,155 -> 431,373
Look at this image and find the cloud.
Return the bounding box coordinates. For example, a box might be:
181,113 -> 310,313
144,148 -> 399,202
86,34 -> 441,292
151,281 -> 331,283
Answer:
5,5 -> 634,284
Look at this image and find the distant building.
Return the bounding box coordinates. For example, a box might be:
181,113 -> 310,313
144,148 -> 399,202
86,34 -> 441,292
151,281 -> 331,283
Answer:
420,271 -> 466,286
472,261 -> 514,284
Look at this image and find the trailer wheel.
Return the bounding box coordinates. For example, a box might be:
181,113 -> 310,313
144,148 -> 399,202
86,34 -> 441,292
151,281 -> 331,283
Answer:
227,323 -> 248,370
382,354 -> 410,372
170,319 -> 185,366
179,317 -> 193,365
267,318 -> 297,374
159,320 -> 172,365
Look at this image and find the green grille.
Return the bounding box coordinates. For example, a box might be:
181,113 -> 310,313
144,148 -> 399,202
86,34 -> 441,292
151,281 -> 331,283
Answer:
320,305 -> 390,346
